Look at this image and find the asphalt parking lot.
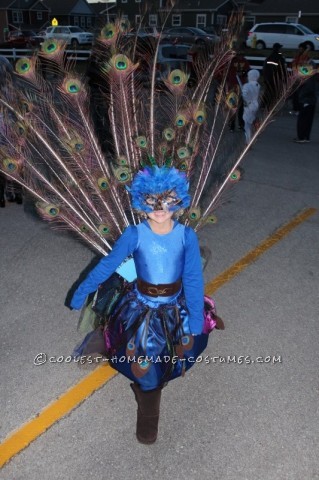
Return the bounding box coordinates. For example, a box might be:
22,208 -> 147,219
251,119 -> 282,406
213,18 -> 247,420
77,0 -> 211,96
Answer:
1,107 -> 319,479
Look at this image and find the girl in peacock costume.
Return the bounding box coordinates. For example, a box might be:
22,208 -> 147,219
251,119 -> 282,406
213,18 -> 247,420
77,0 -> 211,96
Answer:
71,165 -> 221,444
0,14 -> 313,444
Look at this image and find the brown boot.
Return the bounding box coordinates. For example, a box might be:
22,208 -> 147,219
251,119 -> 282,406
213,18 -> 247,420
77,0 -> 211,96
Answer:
130,383 -> 162,444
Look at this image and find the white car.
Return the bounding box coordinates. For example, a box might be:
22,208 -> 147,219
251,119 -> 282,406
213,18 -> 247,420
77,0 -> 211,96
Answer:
246,23 -> 319,50
44,26 -> 94,48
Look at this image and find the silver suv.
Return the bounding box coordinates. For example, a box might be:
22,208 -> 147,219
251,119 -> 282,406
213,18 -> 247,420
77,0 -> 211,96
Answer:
44,26 -> 94,48
246,23 -> 319,50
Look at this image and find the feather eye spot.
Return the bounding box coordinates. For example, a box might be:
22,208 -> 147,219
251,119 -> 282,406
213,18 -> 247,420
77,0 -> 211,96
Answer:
66,82 -> 81,94
167,69 -> 189,89
188,208 -> 201,221
15,122 -> 26,136
139,360 -> 150,370
98,224 -> 111,236
117,156 -> 128,166
112,165 -> 131,184
175,115 -> 187,128
97,177 -> 109,191
113,54 -> 129,71
75,143 -> 84,152
41,40 -> 59,54
36,202 -> 60,218
48,207 -> 59,216
40,39 -> 63,55
193,109 -> 206,125
297,65 -> 314,77
80,225 -> 90,233
15,58 -> 32,75
2,158 -> 19,173
226,92 -> 238,110
120,172 -> 129,181
19,100 -> 32,115
205,215 -> 218,224
165,157 -> 173,167
230,169 -> 241,182
163,128 -> 175,141
64,135 -> 84,153
135,136 -> 148,149
101,24 -> 116,39
178,161 -> 189,171
177,147 -> 191,159
182,335 -> 190,346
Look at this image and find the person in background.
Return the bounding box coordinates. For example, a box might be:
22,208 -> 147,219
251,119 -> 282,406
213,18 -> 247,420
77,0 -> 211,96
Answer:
242,69 -> 261,145
294,62 -> 318,143
289,42 -> 312,115
262,43 -> 287,110
227,49 -> 251,132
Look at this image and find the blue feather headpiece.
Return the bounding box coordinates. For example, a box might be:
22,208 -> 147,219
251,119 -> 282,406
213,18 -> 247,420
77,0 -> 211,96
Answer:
128,166 -> 191,213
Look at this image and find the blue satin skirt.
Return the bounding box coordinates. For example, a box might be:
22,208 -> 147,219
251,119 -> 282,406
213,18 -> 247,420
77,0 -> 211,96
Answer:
104,287 -> 209,391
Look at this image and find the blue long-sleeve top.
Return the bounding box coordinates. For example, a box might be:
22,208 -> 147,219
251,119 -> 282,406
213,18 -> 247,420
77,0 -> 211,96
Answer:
70,220 -> 204,334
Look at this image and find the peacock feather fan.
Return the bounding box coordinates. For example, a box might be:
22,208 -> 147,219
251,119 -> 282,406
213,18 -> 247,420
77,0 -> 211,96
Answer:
0,11 -> 308,255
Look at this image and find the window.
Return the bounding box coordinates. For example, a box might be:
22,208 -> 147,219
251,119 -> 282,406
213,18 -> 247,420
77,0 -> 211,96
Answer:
12,10 -> 23,24
74,16 -> 79,26
196,14 -> 206,28
149,14 -> 157,27
216,15 -> 227,26
80,17 -> 86,28
244,16 -> 255,29
87,17 -> 92,28
121,0 -> 128,3
135,0 -> 141,2
37,12 -> 43,21
135,15 -> 141,26
172,14 -> 181,27
285,25 -> 299,35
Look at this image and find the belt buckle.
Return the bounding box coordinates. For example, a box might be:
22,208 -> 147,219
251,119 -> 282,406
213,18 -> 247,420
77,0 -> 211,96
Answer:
147,286 -> 170,296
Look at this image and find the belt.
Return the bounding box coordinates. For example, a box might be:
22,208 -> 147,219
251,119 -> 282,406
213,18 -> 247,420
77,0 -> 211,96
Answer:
137,278 -> 182,297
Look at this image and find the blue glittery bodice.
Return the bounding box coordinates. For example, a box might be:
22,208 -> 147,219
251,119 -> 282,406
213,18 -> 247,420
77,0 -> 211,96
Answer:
133,222 -> 185,285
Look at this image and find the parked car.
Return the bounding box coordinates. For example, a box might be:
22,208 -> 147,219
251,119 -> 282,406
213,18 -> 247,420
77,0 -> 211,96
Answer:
125,27 -> 158,38
246,23 -> 319,50
134,43 -> 195,87
5,30 -> 44,48
44,26 -> 94,48
162,27 -> 219,46
156,43 -> 195,82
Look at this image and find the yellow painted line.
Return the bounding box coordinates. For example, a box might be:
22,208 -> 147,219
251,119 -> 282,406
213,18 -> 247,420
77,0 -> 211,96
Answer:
0,207 -> 316,468
205,207 -> 317,296
0,363 -> 117,469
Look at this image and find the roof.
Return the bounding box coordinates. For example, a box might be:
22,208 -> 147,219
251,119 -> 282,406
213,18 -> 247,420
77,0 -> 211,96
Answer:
0,0 -> 23,9
42,0 -> 95,15
246,0 -> 319,15
160,0 -> 238,11
88,2 -> 114,14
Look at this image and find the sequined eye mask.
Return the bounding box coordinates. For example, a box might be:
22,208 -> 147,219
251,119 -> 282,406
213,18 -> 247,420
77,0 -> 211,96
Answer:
144,190 -> 181,211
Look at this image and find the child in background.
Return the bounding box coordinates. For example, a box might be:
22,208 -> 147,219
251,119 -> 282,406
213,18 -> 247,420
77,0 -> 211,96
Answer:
242,69 -> 261,144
